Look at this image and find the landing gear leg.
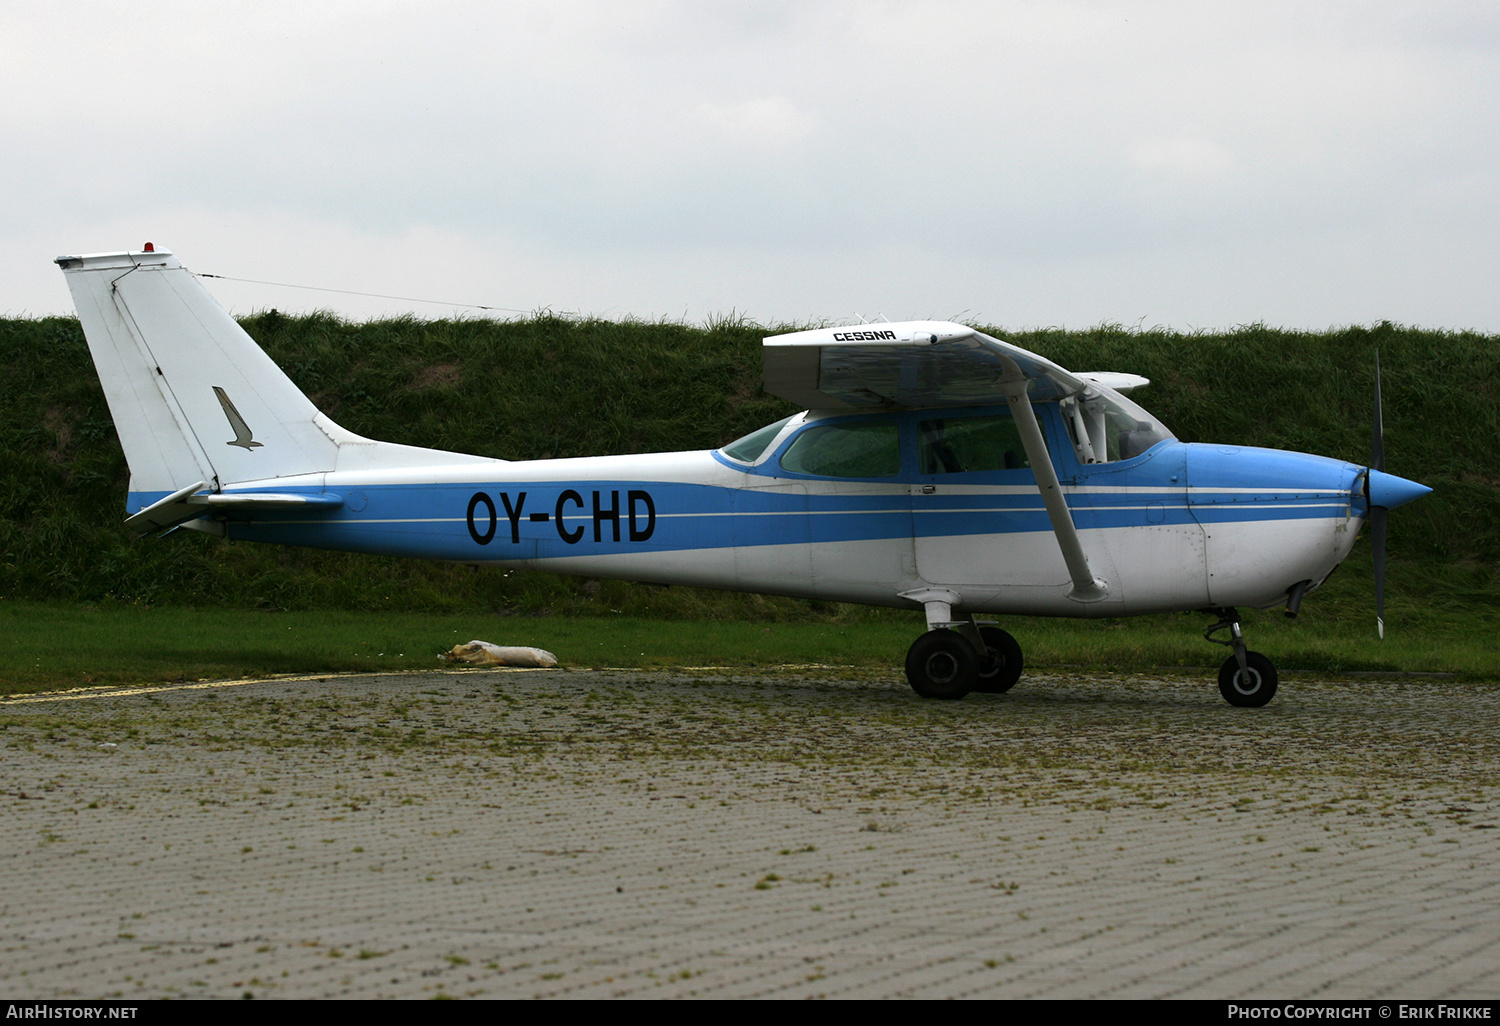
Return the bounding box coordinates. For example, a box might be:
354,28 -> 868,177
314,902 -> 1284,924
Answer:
1204,608 -> 1278,707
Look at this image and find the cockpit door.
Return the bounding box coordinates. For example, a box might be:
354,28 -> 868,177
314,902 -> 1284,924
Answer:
909,410 -> 1072,590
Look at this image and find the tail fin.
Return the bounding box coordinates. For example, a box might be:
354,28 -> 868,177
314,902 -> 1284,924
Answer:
56,247 -> 493,517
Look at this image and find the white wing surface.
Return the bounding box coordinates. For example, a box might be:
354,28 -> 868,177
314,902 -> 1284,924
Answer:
762,321 -> 1090,410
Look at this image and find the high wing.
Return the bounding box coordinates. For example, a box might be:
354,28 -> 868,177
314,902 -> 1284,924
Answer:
762,320 -> 1114,604
762,321 -> 1097,410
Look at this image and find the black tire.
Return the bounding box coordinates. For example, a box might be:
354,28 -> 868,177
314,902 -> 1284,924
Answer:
973,626 -> 1023,694
905,629 -> 977,700
1218,651 -> 1278,707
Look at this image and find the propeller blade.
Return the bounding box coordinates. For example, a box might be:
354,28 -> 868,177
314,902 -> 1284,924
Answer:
1364,351 -> 1431,638
1371,350 -> 1388,638
1372,505 -> 1387,640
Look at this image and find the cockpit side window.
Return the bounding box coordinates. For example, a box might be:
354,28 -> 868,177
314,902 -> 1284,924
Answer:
917,415 -> 1030,475
779,421 -> 901,478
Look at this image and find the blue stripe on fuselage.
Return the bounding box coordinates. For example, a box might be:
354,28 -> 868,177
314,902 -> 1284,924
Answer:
128,442 -> 1362,561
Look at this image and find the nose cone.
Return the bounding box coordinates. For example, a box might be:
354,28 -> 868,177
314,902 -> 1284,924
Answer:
1366,468 -> 1431,510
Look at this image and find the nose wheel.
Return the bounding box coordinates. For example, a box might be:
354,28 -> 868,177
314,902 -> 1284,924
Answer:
1205,609 -> 1279,707
1218,651 -> 1278,707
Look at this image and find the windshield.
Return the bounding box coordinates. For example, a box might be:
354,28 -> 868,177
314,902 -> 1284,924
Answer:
719,415 -> 797,464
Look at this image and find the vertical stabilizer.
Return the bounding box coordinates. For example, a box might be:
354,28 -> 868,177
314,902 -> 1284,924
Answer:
56,247 -> 496,515
57,247 -> 338,506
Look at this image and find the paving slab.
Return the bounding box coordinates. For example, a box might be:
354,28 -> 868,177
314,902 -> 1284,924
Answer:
2,668 -> 1497,999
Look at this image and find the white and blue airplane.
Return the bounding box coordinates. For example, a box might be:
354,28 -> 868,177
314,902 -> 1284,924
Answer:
57,245 -> 1431,706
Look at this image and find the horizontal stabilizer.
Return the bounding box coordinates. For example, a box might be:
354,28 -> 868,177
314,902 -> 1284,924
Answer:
123,481 -> 210,536
122,480 -> 345,536
193,492 -> 345,510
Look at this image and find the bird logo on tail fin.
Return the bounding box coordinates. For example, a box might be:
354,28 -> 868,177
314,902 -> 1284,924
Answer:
213,386 -> 263,449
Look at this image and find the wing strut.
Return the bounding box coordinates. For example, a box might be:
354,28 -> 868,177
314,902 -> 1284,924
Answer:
1004,384 -> 1110,603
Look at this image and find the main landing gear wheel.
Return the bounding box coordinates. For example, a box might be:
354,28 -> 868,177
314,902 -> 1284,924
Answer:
1218,652 -> 1278,707
973,626 -> 1023,694
905,629 -> 978,700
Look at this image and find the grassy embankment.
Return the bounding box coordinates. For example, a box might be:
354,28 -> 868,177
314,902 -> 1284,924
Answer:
1,313 -> 1495,692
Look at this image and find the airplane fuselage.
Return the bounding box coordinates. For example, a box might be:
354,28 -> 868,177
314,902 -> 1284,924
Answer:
173,405 -> 1367,618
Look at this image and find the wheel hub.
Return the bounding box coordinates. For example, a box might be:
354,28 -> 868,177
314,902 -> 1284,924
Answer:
925,652 -> 960,684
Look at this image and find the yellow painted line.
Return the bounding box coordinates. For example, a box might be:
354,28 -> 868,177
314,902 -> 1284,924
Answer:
0,666 -> 560,705
0,664 -> 850,706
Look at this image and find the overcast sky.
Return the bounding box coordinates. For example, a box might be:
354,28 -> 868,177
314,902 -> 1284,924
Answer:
5,0 -> 1498,331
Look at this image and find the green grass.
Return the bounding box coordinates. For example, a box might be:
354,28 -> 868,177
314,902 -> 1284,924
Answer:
1,584 -> 1492,697
0,602 -> 899,693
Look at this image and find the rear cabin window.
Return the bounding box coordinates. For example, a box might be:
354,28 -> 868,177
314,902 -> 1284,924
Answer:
779,421 -> 901,478
918,416 -> 1030,475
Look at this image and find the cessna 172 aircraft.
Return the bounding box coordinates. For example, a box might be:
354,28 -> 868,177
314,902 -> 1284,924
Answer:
57,246 -> 1431,707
